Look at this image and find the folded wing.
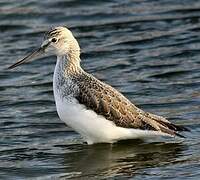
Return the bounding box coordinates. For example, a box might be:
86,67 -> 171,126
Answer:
75,72 -> 188,137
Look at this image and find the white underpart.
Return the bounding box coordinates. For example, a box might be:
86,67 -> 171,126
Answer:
53,59 -> 171,144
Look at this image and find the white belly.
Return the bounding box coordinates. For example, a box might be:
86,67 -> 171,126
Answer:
54,95 -> 124,144
54,94 -> 169,144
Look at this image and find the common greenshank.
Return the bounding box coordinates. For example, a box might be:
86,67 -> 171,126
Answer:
8,27 -> 188,144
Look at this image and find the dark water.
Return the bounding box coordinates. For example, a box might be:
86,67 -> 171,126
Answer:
0,0 -> 200,179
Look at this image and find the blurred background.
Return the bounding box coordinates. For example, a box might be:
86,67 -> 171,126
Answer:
0,0 -> 199,179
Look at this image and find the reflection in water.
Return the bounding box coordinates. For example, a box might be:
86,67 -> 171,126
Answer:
0,0 -> 199,179
61,140 -> 185,179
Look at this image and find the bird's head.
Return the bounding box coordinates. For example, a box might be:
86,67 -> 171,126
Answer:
43,26 -> 80,56
8,26 -> 80,69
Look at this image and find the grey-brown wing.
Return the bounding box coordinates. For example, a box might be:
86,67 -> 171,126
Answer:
75,73 -> 187,136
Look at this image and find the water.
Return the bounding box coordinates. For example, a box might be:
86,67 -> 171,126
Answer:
0,0 -> 200,179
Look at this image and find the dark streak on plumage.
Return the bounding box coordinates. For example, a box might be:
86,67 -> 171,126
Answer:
44,28 -> 62,40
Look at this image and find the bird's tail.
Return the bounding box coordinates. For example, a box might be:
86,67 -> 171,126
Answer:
140,112 -> 189,138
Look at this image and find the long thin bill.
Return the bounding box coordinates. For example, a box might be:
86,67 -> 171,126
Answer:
7,47 -> 45,69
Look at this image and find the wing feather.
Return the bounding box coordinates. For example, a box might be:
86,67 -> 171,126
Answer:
75,72 -> 187,137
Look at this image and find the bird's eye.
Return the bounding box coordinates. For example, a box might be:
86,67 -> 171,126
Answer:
51,38 -> 58,43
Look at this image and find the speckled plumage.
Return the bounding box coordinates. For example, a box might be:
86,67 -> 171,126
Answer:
50,27 -> 188,141
54,55 -> 187,138
9,26 -> 188,144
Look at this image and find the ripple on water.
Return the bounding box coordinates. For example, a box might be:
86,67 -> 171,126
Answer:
0,0 -> 199,179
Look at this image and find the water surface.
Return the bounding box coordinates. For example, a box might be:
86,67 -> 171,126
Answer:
0,0 -> 200,179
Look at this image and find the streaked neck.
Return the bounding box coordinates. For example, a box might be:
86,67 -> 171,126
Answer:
53,55 -> 81,99
57,54 -> 82,76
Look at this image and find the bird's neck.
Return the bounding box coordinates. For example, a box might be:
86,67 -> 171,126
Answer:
56,54 -> 82,76
53,54 -> 82,98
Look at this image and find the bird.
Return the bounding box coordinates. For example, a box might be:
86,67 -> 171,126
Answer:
8,26 -> 188,144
